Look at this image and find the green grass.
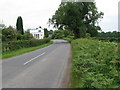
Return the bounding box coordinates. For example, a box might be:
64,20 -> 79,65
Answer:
71,38 -> 119,88
2,41 -> 53,59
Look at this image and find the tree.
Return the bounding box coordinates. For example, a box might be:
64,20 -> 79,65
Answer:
97,31 -> 119,38
52,30 -> 64,39
0,24 -> 6,30
16,32 -> 23,40
49,30 -> 53,37
2,26 -> 17,41
63,30 -> 70,37
16,30 -> 33,40
44,28 -> 49,38
23,30 -> 33,40
0,24 -> 5,41
49,2 -> 104,38
16,16 -> 24,35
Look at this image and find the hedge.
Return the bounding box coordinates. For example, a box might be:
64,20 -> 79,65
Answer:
2,38 -> 50,53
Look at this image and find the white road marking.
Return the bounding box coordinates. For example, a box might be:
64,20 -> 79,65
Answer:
23,52 -> 45,65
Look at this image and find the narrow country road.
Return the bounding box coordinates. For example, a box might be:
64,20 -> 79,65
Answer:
2,40 -> 71,88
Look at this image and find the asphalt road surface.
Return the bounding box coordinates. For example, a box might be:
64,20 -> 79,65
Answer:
2,40 -> 71,88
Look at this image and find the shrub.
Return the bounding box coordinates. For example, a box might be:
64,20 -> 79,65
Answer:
85,33 -> 91,39
63,35 -> 74,43
2,26 -> 17,41
71,39 -> 119,88
52,30 -> 64,39
2,38 -> 50,53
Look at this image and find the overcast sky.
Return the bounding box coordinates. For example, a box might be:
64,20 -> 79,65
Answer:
0,0 -> 119,32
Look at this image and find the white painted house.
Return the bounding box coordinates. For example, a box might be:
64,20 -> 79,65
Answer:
30,28 -> 44,39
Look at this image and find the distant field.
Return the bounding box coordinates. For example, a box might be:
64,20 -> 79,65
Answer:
71,39 -> 119,88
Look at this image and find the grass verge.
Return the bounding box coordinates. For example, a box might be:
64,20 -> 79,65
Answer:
2,41 -> 53,59
71,38 -> 119,88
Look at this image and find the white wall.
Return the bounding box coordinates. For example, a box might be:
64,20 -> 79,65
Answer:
30,28 -> 44,39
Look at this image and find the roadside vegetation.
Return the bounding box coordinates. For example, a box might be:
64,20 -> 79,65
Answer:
71,39 -> 119,88
0,16 -> 52,59
2,38 -> 50,53
49,2 -> 120,88
0,24 -> 52,59
1,1 -> 120,88
2,41 -> 52,59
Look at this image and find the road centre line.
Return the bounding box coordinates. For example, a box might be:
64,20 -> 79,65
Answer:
23,52 -> 46,65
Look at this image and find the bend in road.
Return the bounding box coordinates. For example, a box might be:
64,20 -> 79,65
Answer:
2,39 -> 71,88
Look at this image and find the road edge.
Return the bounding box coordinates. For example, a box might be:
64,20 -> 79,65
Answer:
59,45 -> 72,88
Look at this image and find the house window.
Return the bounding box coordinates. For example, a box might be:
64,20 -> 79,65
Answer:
39,30 -> 41,32
33,34 -> 41,39
36,34 -> 37,39
38,34 -> 39,39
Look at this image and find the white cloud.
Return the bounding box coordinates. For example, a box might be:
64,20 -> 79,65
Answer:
96,0 -> 119,32
96,0 -> 118,15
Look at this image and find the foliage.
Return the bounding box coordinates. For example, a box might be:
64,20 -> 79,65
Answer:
16,16 -> 24,35
44,28 -> 49,38
63,35 -> 74,43
52,30 -> 64,39
2,26 -> 17,41
22,30 -> 33,40
2,38 -> 50,53
49,2 -> 104,38
85,33 -> 91,39
0,24 -> 6,30
2,41 -> 52,59
62,29 -> 71,37
71,39 -> 119,88
0,33 -> 2,41
94,31 -> 120,42
16,32 -> 23,40
49,30 -> 53,37
52,29 -> 73,39
1,25 -> 33,41
93,37 -> 120,42
97,31 -> 119,38
44,29 -> 54,38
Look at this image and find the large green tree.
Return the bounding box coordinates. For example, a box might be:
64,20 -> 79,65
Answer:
2,26 -> 17,41
16,16 -> 24,35
49,2 -> 104,38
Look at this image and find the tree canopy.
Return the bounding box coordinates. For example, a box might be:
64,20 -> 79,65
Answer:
97,31 -> 119,37
44,28 -> 49,38
49,2 -> 104,38
2,26 -> 16,41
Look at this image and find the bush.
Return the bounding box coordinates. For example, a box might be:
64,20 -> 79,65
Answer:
85,33 -> 91,39
63,35 -> 74,43
2,38 -> 50,53
2,26 -> 17,41
52,30 -> 64,39
71,39 -> 119,88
